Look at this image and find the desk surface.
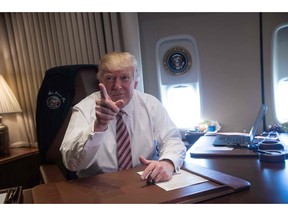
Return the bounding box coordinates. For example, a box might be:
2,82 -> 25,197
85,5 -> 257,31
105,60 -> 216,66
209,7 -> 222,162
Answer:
186,133 -> 288,203
0,147 -> 40,190
189,132 -> 288,158
0,147 -> 38,165
31,163 -> 250,204
30,134 -> 288,203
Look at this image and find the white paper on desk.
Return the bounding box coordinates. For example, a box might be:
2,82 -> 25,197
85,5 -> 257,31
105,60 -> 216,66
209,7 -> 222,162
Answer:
0,193 -> 7,204
138,169 -> 208,191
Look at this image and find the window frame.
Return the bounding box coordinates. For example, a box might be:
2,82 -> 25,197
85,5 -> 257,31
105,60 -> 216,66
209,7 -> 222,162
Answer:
272,23 -> 288,123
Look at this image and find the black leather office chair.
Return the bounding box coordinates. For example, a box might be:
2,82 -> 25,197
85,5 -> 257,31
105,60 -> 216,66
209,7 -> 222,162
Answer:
36,64 -> 99,183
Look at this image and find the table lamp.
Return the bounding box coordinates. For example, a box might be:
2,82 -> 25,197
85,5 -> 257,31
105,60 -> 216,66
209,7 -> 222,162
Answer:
0,75 -> 22,156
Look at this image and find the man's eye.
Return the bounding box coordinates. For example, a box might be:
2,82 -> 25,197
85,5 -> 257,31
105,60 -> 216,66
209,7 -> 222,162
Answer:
121,76 -> 130,81
106,77 -> 114,82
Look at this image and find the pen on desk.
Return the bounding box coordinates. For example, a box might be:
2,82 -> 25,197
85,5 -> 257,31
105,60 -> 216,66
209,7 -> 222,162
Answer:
5,189 -> 14,203
146,171 -> 155,185
12,186 -> 19,199
5,186 -> 19,203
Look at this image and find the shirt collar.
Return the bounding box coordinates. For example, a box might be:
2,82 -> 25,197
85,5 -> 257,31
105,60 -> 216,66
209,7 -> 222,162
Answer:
120,91 -> 135,118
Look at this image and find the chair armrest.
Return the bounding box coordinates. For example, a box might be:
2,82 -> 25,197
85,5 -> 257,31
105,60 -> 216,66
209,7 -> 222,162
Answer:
40,164 -> 66,183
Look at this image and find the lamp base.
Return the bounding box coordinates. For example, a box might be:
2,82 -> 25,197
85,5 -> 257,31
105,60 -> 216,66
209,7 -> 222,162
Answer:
0,122 -> 10,156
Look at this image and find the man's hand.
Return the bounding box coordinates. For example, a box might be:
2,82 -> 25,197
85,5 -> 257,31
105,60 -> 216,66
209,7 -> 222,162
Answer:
139,156 -> 174,183
94,83 -> 124,132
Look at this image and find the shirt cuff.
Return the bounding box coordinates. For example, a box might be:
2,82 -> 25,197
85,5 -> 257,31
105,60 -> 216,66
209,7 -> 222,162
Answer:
159,158 -> 180,173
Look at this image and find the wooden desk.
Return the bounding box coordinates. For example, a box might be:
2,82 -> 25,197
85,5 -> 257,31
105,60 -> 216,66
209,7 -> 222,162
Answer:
186,133 -> 288,203
0,147 -> 39,164
0,147 -> 40,189
31,163 -> 250,204
189,133 -> 288,158
29,134 -> 288,203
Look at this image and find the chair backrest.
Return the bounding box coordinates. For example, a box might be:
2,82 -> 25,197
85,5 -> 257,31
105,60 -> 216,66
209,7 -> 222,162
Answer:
36,64 -> 99,179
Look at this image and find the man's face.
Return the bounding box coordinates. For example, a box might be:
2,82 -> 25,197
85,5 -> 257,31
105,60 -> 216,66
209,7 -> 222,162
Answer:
101,66 -> 138,107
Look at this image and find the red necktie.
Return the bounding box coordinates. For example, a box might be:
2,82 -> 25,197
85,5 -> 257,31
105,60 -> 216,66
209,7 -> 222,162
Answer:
116,110 -> 132,170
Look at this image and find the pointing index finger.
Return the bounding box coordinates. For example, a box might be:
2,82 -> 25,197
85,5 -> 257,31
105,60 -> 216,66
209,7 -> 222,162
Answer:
99,83 -> 109,99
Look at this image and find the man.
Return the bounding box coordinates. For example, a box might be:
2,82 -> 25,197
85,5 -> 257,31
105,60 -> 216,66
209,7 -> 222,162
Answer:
60,52 -> 186,183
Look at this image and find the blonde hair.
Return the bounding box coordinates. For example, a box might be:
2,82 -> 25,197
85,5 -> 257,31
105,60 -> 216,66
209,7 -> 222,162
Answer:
97,52 -> 139,81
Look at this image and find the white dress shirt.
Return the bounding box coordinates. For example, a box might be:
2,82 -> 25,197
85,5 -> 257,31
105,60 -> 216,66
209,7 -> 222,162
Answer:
60,90 -> 186,178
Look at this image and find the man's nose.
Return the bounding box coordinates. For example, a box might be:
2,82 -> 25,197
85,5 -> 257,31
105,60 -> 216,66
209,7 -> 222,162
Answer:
113,78 -> 122,89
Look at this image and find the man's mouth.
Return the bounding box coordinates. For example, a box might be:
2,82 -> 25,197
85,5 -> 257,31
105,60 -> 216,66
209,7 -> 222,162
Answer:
112,93 -> 125,100
112,93 -> 124,97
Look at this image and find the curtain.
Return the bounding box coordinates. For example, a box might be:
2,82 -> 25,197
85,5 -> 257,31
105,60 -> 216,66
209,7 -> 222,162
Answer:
0,12 -> 123,147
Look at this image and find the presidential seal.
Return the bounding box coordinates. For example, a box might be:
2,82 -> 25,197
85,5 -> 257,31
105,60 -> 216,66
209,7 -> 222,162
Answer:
163,47 -> 192,76
46,91 -> 66,110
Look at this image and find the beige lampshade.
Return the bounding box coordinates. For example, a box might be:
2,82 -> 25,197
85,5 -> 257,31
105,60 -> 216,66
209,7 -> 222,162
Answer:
0,75 -> 22,155
0,75 -> 22,114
